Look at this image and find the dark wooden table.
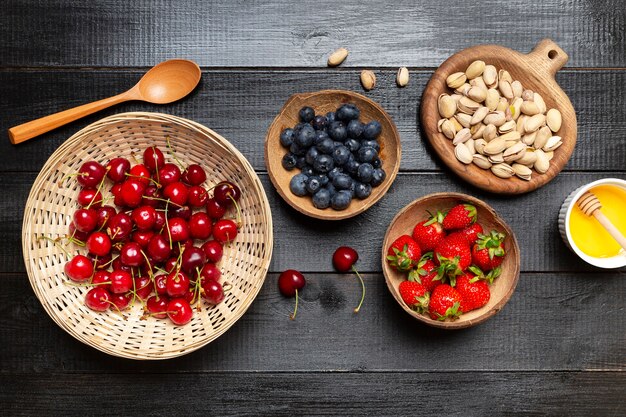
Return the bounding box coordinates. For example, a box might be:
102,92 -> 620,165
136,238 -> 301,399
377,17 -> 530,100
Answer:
2,1 -> 625,415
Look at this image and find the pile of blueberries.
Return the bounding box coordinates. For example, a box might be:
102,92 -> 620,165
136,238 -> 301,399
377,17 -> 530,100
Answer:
280,103 -> 386,210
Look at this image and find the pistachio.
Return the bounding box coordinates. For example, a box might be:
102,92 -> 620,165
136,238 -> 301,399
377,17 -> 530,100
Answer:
522,131 -> 537,146
470,106 -> 489,125
455,113 -> 472,128
447,72 -> 467,89
454,143 -> 473,164
485,89 -> 500,111
438,118 -> 456,140
503,142 -> 527,162
511,97 -> 523,121
455,83 -> 471,96
498,79 -> 514,99
438,94 -> 457,119
520,101 -> 541,116
482,124 -> 497,142
512,80 -> 524,98
504,105 -> 513,122
466,60 -> 486,79
524,114 -> 546,133
450,94 -> 463,104
522,89 -> 534,101
512,163 -> 532,180
498,69 -> 513,83
396,67 -> 409,87
496,97 -> 509,112
457,96 -> 481,114
471,123 -> 486,140
499,130 -> 522,146
483,65 -> 498,88
360,70 -> 376,90
488,153 -> 505,164
491,163 -> 515,178
546,108 -> 562,132
467,86 -> 488,103
516,115 -> 528,133
484,137 -> 506,155
534,126 -> 552,149
473,154 -> 492,169
474,139 -> 487,154
545,151 -> 554,161
533,92 -> 547,113
453,128 -> 472,145
327,48 -> 348,67
470,76 -> 488,90
449,117 -> 463,132
517,149 -> 538,166
543,135 -> 563,152
466,138 -> 476,155
534,150 -> 550,174
498,120 -> 517,134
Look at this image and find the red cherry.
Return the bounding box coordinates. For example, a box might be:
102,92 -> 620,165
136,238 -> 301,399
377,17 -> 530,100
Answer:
96,205 -> 116,230
90,252 -> 112,269
147,234 -> 172,262
164,257 -> 178,273
154,274 -> 168,295
120,178 -> 147,208
73,208 -> 98,233
132,230 -> 155,248
120,242 -> 144,267
106,158 -> 131,183
86,231 -> 112,257
200,263 -> 221,282
205,198 -> 226,219
158,163 -> 181,187
187,186 -> 208,207
212,219 -> 238,243
201,240 -> 223,263
132,205 -> 157,230
163,181 -> 189,206
278,269 -> 306,297
181,164 -> 206,185
201,280 -> 225,304
111,183 -> 125,206
168,205 -> 191,220
213,181 -> 241,206
110,270 -> 133,294
167,298 -> 193,325
141,184 -> 161,207
77,161 -> 106,188
129,164 -> 151,186
92,270 -> 111,290
189,212 -> 212,240
68,222 -> 89,243
110,292 -> 132,310
180,246 -> 206,275
107,213 -> 133,242
143,146 -> 165,173
146,295 -> 169,319
77,188 -> 103,208
134,276 -> 153,300
85,287 -> 111,312
332,246 -> 359,273
64,254 -> 94,282
166,270 -> 190,298
153,210 -> 166,231
167,217 -> 190,242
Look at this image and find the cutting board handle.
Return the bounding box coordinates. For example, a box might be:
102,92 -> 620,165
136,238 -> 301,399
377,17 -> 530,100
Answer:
526,39 -> 569,77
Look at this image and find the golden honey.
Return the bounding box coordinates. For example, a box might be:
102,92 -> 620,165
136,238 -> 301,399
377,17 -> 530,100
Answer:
569,185 -> 626,258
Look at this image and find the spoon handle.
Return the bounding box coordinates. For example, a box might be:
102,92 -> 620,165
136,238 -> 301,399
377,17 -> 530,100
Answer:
592,210 -> 626,251
8,92 -> 132,144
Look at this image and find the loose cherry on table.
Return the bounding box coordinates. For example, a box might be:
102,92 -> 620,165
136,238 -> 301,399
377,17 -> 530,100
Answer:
278,269 -> 306,320
332,246 -> 365,313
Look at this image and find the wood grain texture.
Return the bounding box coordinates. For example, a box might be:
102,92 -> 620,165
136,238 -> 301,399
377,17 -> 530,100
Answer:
2,0 -> 625,68
1,69 -> 625,172
3,171 -> 625,274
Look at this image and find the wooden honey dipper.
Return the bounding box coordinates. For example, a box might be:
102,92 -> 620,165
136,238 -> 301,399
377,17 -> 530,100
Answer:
577,191 -> 626,251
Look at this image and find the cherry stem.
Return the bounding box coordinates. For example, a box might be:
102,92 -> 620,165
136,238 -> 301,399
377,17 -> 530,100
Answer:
103,299 -> 127,320
99,255 -> 118,269
57,172 -> 86,188
64,280 -> 110,288
164,200 -> 173,250
351,265 -> 365,314
38,235 -> 72,258
166,136 -> 185,171
229,195 -> 243,228
222,282 -> 232,293
146,196 -> 184,208
85,171 -> 108,209
290,288 -> 299,320
129,151 -> 140,165
124,172 -> 161,188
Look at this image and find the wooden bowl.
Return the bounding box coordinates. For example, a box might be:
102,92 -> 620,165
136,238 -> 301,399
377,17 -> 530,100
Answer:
421,39 -> 577,194
22,112 -> 274,359
265,90 -> 401,220
382,193 -> 520,329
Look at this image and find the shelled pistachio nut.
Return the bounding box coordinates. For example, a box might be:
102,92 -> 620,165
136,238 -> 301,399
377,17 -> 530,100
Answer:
327,48 -> 349,67
396,67 -> 409,87
360,70 -> 376,90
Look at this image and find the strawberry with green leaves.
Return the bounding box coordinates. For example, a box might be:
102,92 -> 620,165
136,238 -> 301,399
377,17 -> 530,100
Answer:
408,253 -> 439,292
442,203 -> 477,231
398,280 -> 429,313
387,235 -> 422,272
455,272 -> 490,312
449,223 -> 483,246
434,234 -> 472,286
429,284 -> 462,320
412,211 -> 446,251
468,265 -> 502,284
471,230 -> 506,272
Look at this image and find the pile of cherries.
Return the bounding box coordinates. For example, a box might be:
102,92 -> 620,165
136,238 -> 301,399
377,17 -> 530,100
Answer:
60,144 -> 242,326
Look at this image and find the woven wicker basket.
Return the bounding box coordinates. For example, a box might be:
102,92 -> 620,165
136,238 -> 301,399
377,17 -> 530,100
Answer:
22,112 -> 273,360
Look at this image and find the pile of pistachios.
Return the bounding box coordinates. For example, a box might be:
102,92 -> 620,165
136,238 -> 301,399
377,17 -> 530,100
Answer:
437,60 -> 563,180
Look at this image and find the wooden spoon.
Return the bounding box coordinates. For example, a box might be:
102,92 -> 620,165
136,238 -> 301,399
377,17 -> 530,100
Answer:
577,191 -> 626,251
8,59 -> 201,144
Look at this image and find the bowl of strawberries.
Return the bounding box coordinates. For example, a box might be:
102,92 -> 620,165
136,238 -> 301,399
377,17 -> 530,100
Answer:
382,192 -> 520,329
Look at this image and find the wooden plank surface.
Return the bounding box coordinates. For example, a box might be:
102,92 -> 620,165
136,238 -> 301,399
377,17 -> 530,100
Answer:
1,69 -> 625,173
1,371 -> 624,416
2,271 -> 624,373
2,0 -> 625,68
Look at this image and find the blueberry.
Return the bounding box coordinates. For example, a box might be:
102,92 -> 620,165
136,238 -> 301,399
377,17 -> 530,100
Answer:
312,188 -> 331,209
336,104 -> 360,121
280,128 -> 294,147
362,121 -> 382,139
326,183 -> 337,196
299,106 -> 315,123
312,115 -> 328,130
333,141 -> 343,149
354,182 -> 372,199
289,174 -> 308,196
290,143 -> 306,156
281,153 -> 297,170
332,173 -> 353,190
348,181 -> 356,198
315,174 -> 330,186
328,166 -> 343,180
296,156 -> 307,169
360,139 -> 380,152
357,146 -> 378,163
332,145 -> 351,166
344,138 -> 360,152
313,154 -> 335,174
326,112 -> 337,124
327,121 -> 347,141
314,130 -> 330,145
306,177 -> 321,194
295,124 -> 316,148
301,165 -> 315,177
316,137 -> 335,154
331,190 -> 352,210
347,120 -> 364,139
305,147 -> 320,166
371,168 -> 386,187
372,157 -> 382,169
357,163 -> 374,183
292,122 -> 308,137
344,157 -> 360,175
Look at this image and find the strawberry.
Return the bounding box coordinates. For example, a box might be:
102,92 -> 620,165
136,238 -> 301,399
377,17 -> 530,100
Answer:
412,211 -> 446,251
442,204 -> 477,231
456,273 -> 490,312
398,280 -> 429,313
471,230 -> 506,272
408,254 -> 439,292
428,284 -> 462,320
449,223 -> 483,246
434,234 -> 472,286
468,265 -> 502,284
387,235 -> 422,272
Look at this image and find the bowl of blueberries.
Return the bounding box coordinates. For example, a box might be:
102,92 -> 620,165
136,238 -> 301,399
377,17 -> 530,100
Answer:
265,89 -> 401,220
